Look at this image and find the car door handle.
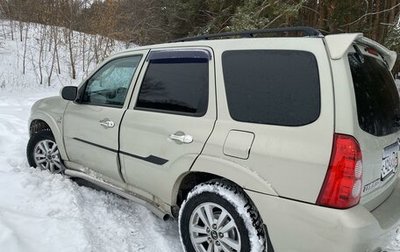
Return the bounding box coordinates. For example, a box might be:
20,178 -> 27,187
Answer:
169,131 -> 193,144
99,118 -> 115,129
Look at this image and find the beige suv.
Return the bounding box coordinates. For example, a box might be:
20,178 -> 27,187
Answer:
27,27 -> 400,252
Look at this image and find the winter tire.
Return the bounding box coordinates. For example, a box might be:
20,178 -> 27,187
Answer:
27,130 -> 64,173
179,180 -> 266,252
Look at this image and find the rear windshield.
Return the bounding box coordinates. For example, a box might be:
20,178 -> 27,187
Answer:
349,53 -> 400,136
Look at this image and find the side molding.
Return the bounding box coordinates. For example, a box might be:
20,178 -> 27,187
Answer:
72,137 -> 168,165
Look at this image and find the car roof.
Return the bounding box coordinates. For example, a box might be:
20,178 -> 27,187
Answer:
115,32 -> 397,70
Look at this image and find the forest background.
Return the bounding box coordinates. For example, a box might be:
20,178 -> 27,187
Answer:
1,0 -> 399,77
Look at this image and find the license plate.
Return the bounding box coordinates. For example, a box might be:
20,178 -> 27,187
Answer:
381,141 -> 399,181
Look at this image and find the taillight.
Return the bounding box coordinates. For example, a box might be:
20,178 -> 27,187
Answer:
317,134 -> 363,209
365,47 -> 379,56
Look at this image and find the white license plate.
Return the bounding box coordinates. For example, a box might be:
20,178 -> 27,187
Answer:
381,142 -> 399,180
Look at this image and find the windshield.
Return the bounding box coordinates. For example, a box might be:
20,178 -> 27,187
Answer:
348,53 -> 400,136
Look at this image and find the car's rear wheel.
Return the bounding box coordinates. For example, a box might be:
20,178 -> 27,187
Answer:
27,130 -> 64,173
179,180 -> 266,252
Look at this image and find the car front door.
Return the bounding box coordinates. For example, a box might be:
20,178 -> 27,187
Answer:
119,48 -> 216,203
63,53 -> 146,184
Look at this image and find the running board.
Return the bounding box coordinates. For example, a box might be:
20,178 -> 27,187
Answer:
64,169 -> 170,220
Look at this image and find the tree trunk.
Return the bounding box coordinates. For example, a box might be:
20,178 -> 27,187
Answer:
373,0 -> 381,41
18,20 -> 23,42
67,29 -> 76,80
9,20 -> 14,40
22,24 -> 29,75
82,33 -> 86,73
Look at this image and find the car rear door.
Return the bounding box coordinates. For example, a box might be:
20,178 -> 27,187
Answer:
63,53 -> 147,183
119,48 -> 216,204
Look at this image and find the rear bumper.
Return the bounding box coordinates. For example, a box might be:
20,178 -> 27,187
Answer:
246,177 -> 400,252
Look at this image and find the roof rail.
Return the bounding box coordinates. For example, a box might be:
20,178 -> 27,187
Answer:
170,26 -> 323,43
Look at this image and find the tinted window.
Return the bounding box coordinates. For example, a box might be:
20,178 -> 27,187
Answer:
81,56 -> 141,107
135,54 -> 209,116
222,50 -> 320,126
349,53 -> 400,136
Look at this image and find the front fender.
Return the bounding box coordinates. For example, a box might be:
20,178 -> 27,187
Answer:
29,97 -> 69,161
190,155 -> 278,196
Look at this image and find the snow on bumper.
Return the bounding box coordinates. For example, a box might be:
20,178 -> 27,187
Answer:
245,177 -> 400,252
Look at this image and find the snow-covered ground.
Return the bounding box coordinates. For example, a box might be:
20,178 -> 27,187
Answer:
0,88 -> 183,252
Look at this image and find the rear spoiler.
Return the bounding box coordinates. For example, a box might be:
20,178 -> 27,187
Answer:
324,33 -> 397,70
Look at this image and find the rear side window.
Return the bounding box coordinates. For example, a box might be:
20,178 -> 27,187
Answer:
222,50 -> 320,126
349,53 -> 400,136
135,51 -> 209,116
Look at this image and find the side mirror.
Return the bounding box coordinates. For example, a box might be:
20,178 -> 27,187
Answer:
61,86 -> 78,101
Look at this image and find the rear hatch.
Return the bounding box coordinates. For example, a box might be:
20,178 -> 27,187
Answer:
348,44 -> 400,210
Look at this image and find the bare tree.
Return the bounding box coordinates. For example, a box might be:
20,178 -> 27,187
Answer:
37,24 -> 47,85
22,22 -> 29,74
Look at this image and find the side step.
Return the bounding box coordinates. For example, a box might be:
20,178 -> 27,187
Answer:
64,169 -> 171,221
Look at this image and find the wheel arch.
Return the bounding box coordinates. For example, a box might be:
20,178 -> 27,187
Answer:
173,171 -> 222,209
29,112 -> 68,161
172,155 -> 278,214
29,119 -> 51,136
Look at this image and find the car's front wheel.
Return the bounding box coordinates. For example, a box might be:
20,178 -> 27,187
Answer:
27,130 -> 64,173
179,180 -> 266,252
